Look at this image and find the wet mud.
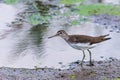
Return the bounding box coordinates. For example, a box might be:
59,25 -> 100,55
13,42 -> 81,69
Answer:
0,59 -> 119,80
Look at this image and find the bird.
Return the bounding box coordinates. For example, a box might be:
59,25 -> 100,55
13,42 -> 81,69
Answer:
48,30 -> 111,66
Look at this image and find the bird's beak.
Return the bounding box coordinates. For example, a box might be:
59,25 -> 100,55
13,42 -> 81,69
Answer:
48,34 -> 58,39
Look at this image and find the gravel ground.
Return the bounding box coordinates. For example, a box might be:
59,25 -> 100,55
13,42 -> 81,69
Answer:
0,1 -> 120,80
91,14 -> 120,33
0,14 -> 120,80
0,58 -> 119,80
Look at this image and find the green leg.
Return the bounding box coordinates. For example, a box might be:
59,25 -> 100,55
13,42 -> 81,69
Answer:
80,50 -> 85,66
87,49 -> 94,66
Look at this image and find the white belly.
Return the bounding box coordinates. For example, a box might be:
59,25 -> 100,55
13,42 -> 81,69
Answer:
68,42 -> 97,50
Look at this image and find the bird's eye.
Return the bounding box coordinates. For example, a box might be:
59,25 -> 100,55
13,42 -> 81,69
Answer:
58,32 -> 62,34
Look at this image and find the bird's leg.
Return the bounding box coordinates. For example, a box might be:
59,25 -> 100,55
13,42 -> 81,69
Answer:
87,49 -> 94,66
80,50 -> 85,66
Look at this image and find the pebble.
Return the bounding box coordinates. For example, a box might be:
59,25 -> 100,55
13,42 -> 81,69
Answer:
91,14 -> 120,33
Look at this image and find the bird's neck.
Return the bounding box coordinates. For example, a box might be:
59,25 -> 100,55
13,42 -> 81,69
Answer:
61,34 -> 69,41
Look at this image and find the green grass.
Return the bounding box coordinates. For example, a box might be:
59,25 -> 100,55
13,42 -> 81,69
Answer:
4,0 -> 19,4
28,13 -> 50,25
75,4 -> 120,16
70,20 -> 80,25
61,0 -> 84,4
114,78 -> 120,80
28,13 -> 41,25
61,0 -> 120,16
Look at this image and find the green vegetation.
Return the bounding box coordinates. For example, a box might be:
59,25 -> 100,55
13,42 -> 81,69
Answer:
75,4 -> 120,16
4,0 -> 19,4
69,74 -> 76,79
61,0 -> 120,16
103,77 -> 109,80
61,0 -> 84,4
3,0 -> 120,26
114,78 -> 120,80
28,13 -> 50,25
28,13 -> 41,25
71,20 -> 80,25
3,0 -> 51,25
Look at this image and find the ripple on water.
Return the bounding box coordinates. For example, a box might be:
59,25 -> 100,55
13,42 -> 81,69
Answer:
0,3 -> 120,69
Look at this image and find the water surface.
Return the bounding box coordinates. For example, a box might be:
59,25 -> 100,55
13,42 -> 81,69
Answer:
0,3 -> 120,69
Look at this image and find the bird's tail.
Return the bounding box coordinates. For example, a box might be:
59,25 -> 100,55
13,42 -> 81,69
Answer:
102,37 -> 111,41
100,34 -> 109,37
100,34 -> 111,41
90,34 -> 111,45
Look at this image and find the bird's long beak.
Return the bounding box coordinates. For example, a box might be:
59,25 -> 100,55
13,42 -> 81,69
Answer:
48,34 -> 58,39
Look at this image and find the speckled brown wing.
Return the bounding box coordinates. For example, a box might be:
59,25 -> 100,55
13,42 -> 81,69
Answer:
68,35 -> 93,44
90,34 -> 111,45
68,34 -> 111,45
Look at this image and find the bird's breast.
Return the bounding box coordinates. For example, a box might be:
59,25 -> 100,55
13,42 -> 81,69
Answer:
67,42 -> 97,50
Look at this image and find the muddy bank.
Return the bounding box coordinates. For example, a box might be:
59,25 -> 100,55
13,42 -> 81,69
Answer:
0,1 -> 120,80
0,59 -> 119,80
91,14 -> 120,33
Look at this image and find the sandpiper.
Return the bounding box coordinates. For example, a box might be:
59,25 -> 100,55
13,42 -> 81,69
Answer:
48,30 -> 111,66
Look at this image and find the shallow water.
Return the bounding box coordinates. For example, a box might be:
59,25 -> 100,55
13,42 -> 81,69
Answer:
0,4 -> 16,29
44,23 -> 120,68
0,3 -> 120,69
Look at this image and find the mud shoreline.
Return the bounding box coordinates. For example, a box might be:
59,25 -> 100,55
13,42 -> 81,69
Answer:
0,1 -> 120,80
0,14 -> 120,80
0,58 -> 119,80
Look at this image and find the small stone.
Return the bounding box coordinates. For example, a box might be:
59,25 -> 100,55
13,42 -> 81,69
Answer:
100,56 -> 104,58
98,61 -> 103,64
114,26 -> 117,28
116,31 -> 120,33
58,62 -> 63,64
109,57 -> 115,61
103,23 -> 106,25
109,30 -> 113,32
74,61 -> 80,64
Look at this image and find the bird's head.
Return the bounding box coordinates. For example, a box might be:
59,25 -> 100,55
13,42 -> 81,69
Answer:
48,30 -> 68,39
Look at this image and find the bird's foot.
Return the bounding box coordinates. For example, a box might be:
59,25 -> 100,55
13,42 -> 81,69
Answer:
86,62 -> 94,66
80,63 -> 83,66
80,62 -> 84,68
